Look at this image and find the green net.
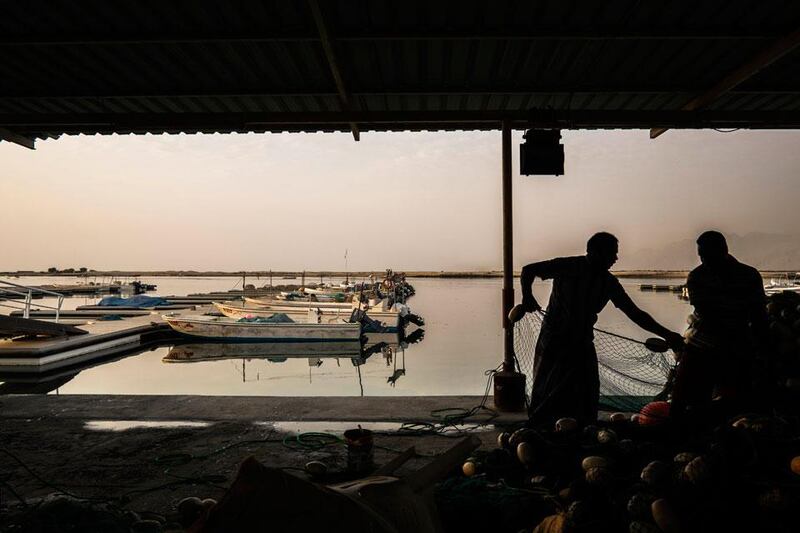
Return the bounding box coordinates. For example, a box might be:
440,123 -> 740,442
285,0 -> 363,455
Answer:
512,311 -> 675,412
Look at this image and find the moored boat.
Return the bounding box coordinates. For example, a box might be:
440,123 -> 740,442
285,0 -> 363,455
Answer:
212,302 -> 402,330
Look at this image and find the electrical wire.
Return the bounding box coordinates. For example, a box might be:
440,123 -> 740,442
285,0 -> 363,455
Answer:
0,447 -> 106,503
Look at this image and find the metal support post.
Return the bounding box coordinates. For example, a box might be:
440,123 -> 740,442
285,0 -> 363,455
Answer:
494,121 -> 526,412
501,120 -> 515,371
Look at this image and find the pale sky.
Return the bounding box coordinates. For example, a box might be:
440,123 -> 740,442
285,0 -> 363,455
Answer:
1,129 -> 799,272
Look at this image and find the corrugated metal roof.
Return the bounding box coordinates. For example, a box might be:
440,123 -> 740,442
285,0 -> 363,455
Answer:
1,0 -> 799,145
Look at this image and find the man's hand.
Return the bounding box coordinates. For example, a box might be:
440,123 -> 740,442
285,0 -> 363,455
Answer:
664,331 -> 685,353
521,296 -> 541,314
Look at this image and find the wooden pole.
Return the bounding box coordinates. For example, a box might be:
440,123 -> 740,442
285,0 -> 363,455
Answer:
501,121 -> 514,371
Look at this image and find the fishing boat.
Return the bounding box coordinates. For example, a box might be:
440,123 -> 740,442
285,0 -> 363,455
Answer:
278,290 -> 342,302
215,301 -> 398,321
162,314 -> 362,342
245,296 -> 354,309
212,302 -> 402,332
764,273 -> 800,294
246,294 -> 409,316
302,286 -> 349,296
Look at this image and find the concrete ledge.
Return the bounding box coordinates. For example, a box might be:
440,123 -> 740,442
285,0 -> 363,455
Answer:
0,394 -> 529,424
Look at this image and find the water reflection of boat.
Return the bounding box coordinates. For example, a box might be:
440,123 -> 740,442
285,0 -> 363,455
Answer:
163,341 -> 364,362
0,373 -> 78,394
162,314 -> 362,341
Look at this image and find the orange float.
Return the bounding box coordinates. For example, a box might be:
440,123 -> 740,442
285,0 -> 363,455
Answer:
638,401 -> 670,425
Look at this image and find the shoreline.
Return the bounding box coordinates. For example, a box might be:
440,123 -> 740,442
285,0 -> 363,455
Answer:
1,269 -> 796,279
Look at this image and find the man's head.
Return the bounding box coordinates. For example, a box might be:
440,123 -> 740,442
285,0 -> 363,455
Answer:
586,232 -> 619,270
696,231 -> 729,266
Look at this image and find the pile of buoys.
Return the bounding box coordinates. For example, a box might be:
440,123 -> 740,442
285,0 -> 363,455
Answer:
767,290 -> 800,404
457,410 -> 800,533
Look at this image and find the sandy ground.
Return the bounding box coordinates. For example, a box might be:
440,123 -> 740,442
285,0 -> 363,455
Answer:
0,395 -> 511,528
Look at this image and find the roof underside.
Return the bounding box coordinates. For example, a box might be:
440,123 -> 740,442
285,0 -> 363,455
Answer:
1,0 -> 800,144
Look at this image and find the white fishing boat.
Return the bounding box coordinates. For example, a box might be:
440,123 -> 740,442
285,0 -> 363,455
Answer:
245,295 -> 409,317
278,290 -> 341,302
302,286 -> 348,296
213,302 -> 402,329
764,273 -> 800,294
245,296 -> 353,309
162,314 -> 362,341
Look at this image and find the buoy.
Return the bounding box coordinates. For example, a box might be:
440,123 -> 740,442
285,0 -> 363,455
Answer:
517,442 -> 535,466
532,514 -> 565,533
555,417 -> 578,432
640,461 -> 670,486
618,439 -> 636,455
582,424 -> 600,440
496,431 -> 511,449
304,460 -> 328,477
507,304 -> 528,323
673,452 -> 696,465
462,460 -> 479,477
791,456 -> 800,475
609,412 -> 628,424
177,497 -> 205,528
597,428 -> 618,444
638,401 -> 670,425
651,499 -> 681,533
627,493 -> 654,521
508,428 -> 537,448
629,521 -> 661,533
682,456 -> 711,484
585,466 -> 611,486
530,474 -> 548,485
201,498 -> 217,510
581,455 -> 610,472
732,416 -> 751,429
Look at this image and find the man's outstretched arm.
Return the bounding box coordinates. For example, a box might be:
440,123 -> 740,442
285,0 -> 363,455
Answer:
613,289 -> 684,351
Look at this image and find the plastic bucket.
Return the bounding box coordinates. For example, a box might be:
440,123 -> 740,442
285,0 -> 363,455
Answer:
343,427 -> 374,474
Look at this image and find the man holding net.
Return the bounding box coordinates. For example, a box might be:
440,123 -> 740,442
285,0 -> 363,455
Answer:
517,232 -> 684,426
671,231 -> 768,421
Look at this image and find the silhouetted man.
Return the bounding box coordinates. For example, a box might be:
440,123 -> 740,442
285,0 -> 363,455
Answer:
520,232 -> 684,426
671,231 -> 768,419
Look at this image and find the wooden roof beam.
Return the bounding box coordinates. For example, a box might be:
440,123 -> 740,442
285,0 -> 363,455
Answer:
307,0 -> 359,141
651,27 -> 800,139
0,127 -> 35,149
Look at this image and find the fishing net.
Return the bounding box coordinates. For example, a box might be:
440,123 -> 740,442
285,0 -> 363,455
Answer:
513,311 -> 675,412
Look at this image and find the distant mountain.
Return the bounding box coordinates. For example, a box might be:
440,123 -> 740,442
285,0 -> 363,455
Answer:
621,233 -> 800,271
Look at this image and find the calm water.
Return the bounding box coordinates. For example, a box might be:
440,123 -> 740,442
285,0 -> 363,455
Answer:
0,276 -> 690,396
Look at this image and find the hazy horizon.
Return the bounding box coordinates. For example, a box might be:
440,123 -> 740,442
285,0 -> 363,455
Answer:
2,129 -> 799,272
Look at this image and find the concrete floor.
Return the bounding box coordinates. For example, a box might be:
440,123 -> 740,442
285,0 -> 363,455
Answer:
0,394 -> 523,526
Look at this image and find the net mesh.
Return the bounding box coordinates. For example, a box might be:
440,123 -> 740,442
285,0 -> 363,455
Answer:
512,311 -> 675,412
